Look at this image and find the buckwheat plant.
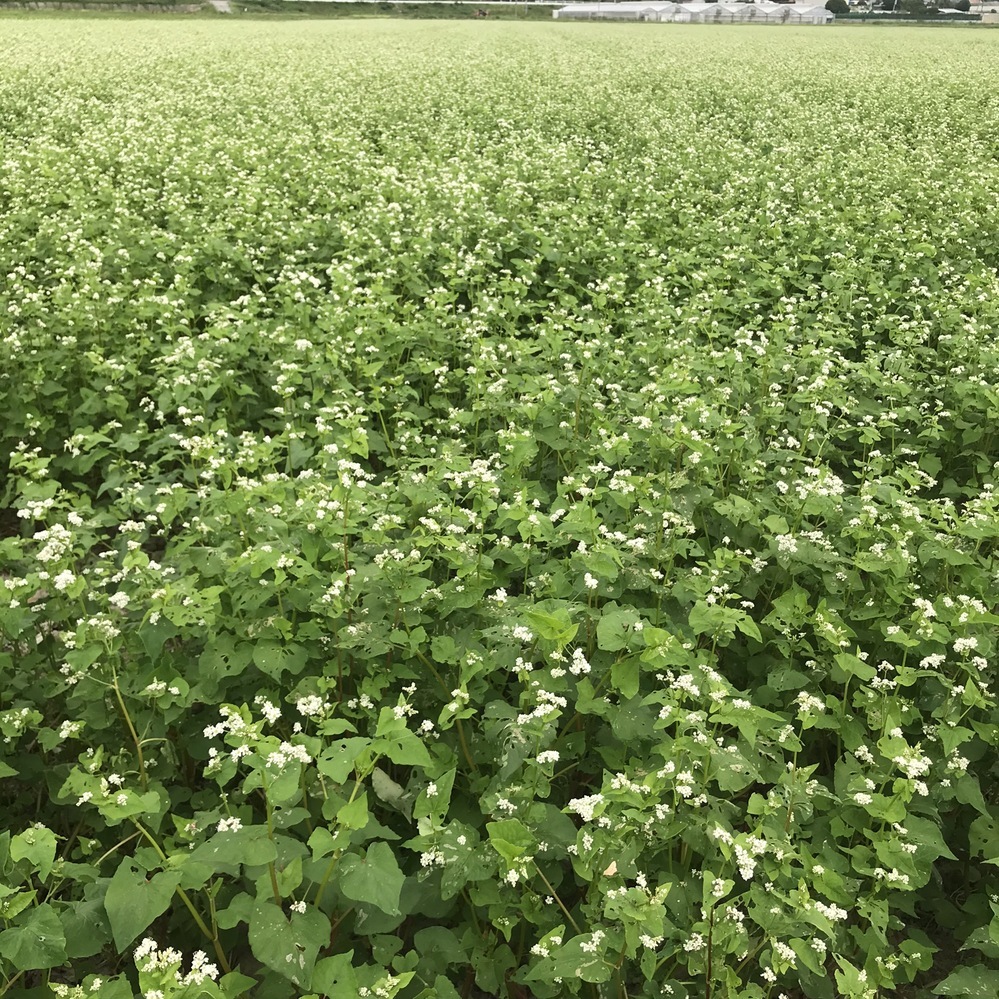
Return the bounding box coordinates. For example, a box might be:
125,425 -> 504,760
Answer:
1,16 -> 998,999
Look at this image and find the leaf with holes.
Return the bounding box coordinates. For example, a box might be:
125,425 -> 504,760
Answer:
0,903 -> 67,970
104,859 -> 180,951
248,900 -> 329,989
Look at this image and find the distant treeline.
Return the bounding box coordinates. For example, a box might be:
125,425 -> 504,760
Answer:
237,0 -> 556,17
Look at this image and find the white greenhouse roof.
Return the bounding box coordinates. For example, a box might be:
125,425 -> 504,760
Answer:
556,1 -> 833,12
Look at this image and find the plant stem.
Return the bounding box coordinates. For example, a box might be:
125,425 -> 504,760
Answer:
410,645 -> 478,773
131,820 -> 232,974
112,667 -> 148,790
706,904 -> 715,999
456,717 -> 478,774
259,773 -> 283,905
0,970 -> 25,997
733,937 -> 766,978
94,829 -> 142,866
532,861 -> 581,934
375,406 -> 397,462
314,777 -> 363,909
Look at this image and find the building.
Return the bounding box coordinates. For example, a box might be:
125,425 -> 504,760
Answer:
553,1 -> 835,22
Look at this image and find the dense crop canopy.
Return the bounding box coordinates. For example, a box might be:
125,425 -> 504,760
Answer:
1,18 -> 999,999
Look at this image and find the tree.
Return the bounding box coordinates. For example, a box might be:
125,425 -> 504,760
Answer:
825,0 -> 850,12
951,0 -> 971,10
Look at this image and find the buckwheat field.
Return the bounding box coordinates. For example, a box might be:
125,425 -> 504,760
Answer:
2,18 -> 999,999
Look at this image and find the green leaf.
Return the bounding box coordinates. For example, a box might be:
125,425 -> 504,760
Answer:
430,636 -> 459,664
763,584 -> 810,631
89,977 -> 133,999
611,657 -> 640,700
197,635 -> 253,692
308,825 -> 347,862
338,842 -> 405,915
252,641 -> 307,679
415,768 -> 456,827
834,955 -> 872,998
791,937 -> 824,975
713,493 -> 756,525
905,815 -> 957,862
763,514 -> 790,535
413,926 -> 466,975
98,788 -> 167,827
711,746 -> 759,792
311,951 -> 358,998
523,932 -> 612,984
318,738 -> 373,784
934,966 -> 999,997
248,901 -> 328,989
371,767 -> 408,816
419,976 -> 462,999
215,892 -> 254,930
104,859 -> 180,951
337,791 -> 370,830
10,825 -> 57,880
918,540 -> 975,567
188,826 -> 278,874
766,668 -> 811,692
597,606 -> 641,652
486,819 -> 533,862
139,619 -> 181,663
0,890 -> 35,921
219,971 -> 258,997
970,814 -> 999,860
957,775 -> 990,816
439,824 -> 492,901
688,601 -> 731,639
61,897 -> 110,959
375,728 -> 433,769
734,611 -> 762,642
0,903 -> 67,970
832,653 -> 877,682
525,606 -> 578,647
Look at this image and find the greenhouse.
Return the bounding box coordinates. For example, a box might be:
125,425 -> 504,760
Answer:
552,1 -> 835,22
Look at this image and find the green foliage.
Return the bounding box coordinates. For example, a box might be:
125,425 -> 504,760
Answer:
105,859 -> 181,951
1,17 -> 999,999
